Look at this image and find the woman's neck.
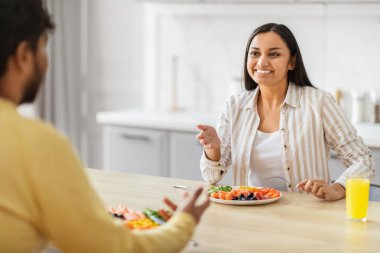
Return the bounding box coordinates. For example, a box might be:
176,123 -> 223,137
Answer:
258,82 -> 288,110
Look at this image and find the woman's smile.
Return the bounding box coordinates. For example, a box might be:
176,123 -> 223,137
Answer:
255,69 -> 273,77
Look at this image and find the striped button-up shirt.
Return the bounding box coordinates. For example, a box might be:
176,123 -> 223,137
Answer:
200,83 -> 375,191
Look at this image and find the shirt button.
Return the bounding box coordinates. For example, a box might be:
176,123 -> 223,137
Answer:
284,144 -> 287,148
281,128 -> 285,131
288,184 -> 292,188
287,167 -> 290,171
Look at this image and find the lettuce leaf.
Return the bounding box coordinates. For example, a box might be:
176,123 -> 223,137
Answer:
208,185 -> 232,194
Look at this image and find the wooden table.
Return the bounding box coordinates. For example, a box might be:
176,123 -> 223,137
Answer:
86,168 -> 380,253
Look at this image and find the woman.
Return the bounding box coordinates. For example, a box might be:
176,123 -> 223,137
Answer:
197,23 -> 375,201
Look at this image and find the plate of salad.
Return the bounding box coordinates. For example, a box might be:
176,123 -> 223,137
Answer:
208,185 -> 282,205
109,205 -> 173,230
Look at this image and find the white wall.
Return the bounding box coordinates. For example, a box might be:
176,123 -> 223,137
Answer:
85,0 -> 144,168
157,15 -> 326,112
144,3 -> 380,121
325,13 -> 380,119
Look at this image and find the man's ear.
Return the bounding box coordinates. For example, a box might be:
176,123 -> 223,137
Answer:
288,55 -> 296,70
12,41 -> 34,74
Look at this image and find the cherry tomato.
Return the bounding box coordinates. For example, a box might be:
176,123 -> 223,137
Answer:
211,192 -> 219,199
225,192 -> 234,200
218,191 -> 227,200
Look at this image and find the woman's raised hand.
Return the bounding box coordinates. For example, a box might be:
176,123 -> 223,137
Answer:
196,125 -> 221,149
196,125 -> 221,161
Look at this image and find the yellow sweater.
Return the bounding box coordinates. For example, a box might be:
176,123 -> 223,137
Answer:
0,98 -> 195,253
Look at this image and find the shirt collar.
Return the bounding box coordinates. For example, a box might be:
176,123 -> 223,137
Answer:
241,89 -> 258,110
283,82 -> 300,108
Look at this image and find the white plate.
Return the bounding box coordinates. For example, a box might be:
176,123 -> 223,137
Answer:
209,187 -> 283,206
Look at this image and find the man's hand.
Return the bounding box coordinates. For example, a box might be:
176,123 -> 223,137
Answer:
296,179 -> 345,201
163,186 -> 210,224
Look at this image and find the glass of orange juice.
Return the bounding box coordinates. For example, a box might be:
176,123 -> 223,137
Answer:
346,173 -> 370,222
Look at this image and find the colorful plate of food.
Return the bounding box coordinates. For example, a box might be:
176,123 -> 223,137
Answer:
208,185 -> 282,205
109,205 -> 173,230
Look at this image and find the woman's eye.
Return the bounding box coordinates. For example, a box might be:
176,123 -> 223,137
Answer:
269,52 -> 280,57
249,51 -> 259,57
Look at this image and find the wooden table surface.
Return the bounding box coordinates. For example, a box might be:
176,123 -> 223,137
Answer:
86,168 -> 380,253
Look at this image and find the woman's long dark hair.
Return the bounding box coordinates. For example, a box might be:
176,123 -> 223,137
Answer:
243,23 -> 314,90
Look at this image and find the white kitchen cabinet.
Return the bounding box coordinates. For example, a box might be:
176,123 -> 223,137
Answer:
168,131 -> 235,183
169,132 -> 204,180
98,110 -> 217,180
103,126 -> 169,176
102,125 -> 237,184
102,125 -> 206,180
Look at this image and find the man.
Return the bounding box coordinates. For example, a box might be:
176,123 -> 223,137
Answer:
0,0 -> 209,252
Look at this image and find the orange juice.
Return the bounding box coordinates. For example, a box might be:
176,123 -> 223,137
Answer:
346,177 -> 370,221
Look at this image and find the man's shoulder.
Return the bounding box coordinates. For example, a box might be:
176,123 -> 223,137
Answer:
0,113 -> 73,163
19,117 -> 69,146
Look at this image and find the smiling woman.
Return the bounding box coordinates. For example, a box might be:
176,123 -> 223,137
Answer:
243,23 -> 313,91
196,23 -> 375,201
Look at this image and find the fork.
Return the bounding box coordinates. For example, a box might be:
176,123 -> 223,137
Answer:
189,240 -> 199,247
172,185 -> 194,191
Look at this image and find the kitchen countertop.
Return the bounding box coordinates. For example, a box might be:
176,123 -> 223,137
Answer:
97,110 -> 380,148
97,109 -> 217,133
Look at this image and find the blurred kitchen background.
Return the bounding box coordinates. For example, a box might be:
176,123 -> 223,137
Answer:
19,0 -> 380,198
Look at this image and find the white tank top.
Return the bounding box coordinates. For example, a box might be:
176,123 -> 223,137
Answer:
249,130 -> 287,191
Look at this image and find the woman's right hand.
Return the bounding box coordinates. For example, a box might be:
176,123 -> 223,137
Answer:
196,125 -> 221,161
196,125 -> 221,149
